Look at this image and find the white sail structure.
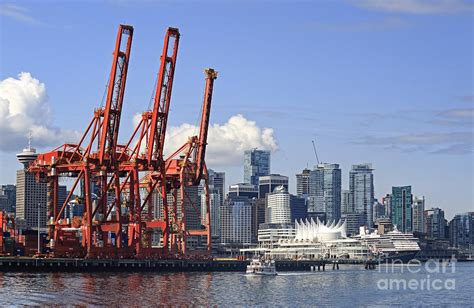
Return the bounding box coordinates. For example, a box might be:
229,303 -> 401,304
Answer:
294,218 -> 347,242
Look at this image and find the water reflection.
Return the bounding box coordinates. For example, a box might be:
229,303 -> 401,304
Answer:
0,264 -> 472,306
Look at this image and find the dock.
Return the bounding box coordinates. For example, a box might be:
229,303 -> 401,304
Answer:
0,257 -> 378,273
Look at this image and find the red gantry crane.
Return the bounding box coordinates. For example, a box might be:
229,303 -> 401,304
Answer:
29,24 -> 134,258
29,25 -> 217,260
164,68 -> 218,255
118,27 -> 180,257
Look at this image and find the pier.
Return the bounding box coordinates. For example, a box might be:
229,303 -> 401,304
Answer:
0,257 -> 378,273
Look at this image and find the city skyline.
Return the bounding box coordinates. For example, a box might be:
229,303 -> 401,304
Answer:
0,1 -> 472,220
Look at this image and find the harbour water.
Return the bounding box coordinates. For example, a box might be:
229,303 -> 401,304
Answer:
1,263 -> 473,306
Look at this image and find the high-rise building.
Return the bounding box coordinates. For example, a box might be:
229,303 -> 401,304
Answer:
412,196 -> 425,233
207,169 -> 225,207
424,208 -> 447,239
373,199 -> 385,221
296,168 -> 311,197
15,142 -> 48,229
382,194 -> 392,219
390,186 -> 412,233
0,185 -> 16,213
244,149 -> 270,186
449,212 -> 474,250
258,174 -> 289,199
219,196 -> 253,245
342,212 -> 367,236
201,188 -> 220,238
308,163 -> 341,223
153,185 -> 202,230
252,198 -> 266,243
266,186 -> 291,224
341,189 -> 350,214
290,195 -> 307,222
349,163 -> 374,227
228,183 -> 258,199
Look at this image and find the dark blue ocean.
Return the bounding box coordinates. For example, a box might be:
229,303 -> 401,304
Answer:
0,262 -> 472,306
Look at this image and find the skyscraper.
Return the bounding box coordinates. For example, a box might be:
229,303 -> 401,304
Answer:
258,174 -> 289,199
228,183 -> 258,199
220,196 -> 253,245
412,196 -> 425,233
266,186 -> 291,224
308,163 -> 341,223
15,141 -> 48,229
349,163 -> 374,227
391,186 -> 412,233
0,185 -> 16,213
449,212 -> 474,250
382,194 -> 392,219
207,169 -> 225,207
424,208 -> 447,239
372,199 -> 385,221
244,149 -> 270,186
341,189 -> 350,214
296,168 -> 311,197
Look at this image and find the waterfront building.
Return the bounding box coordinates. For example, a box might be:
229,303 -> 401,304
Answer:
349,163 -> 374,228
308,163 -> 341,223
228,183 -> 258,199
424,208 -> 447,239
257,223 -> 296,249
258,174 -> 288,199
296,168 -> 311,197
15,142 -> 47,229
0,185 -> 16,213
266,186 -> 291,224
412,196 -> 425,233
449,212 -> 474,250
244,149 -> 270,186
390,186 -> 412,233
220,196 -> 253,245
341,189 -> 350,214
242,218 -> 372,260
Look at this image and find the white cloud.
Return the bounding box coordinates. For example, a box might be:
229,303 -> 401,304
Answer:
352,0 -> 473,14
161,114 -> 278,167
356,132 -> 473,154
0,3 -> 43,25
0,72 -> 81,152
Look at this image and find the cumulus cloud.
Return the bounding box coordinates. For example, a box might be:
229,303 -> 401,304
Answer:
160,114 -> 278,166
0,72 -> 81,152
351,0 -> 473,14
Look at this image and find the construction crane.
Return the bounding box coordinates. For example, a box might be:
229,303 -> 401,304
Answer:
312,140 -> 320,165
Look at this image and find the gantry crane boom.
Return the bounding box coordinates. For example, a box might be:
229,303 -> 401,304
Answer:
147,27 -> 180,164
194,68 -> 218,184
98,25 -> 133,165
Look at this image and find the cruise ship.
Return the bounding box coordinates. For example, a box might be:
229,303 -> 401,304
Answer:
352,226 -> 420,263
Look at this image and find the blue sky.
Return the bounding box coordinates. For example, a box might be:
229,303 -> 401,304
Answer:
0,0 -> 472,219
